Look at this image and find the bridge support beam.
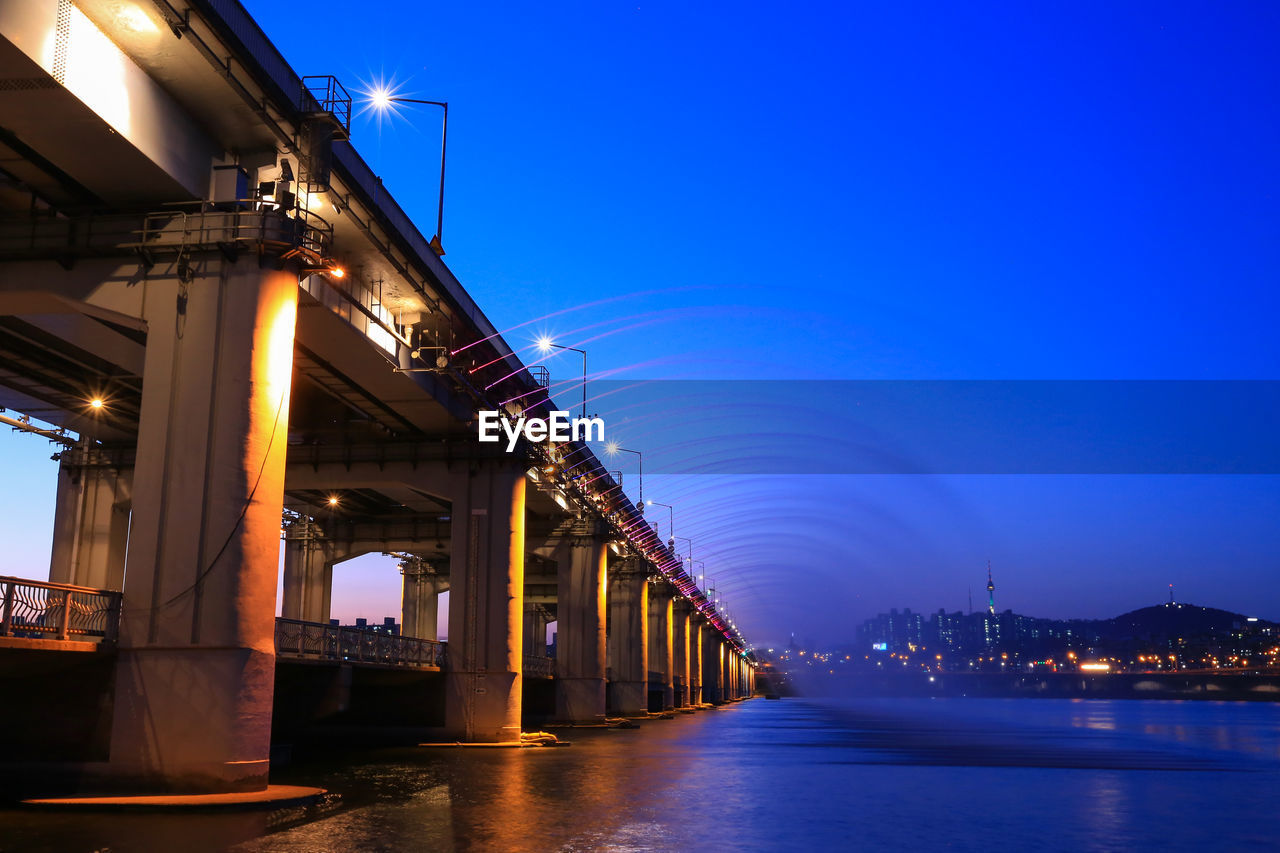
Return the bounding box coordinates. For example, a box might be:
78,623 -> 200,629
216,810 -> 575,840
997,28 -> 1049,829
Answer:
443,463 -> 525,742
281,532 -> 334,624
647,582 -> 674,711
672,599 -> 692,707
607,558 -> 648,716
401,562 -> 446,641
690,615 -> 704,705
727,652 -> 736,699
48,452 -> 131,590
702,629 -> 723,704
554,524 -> 608,724
107,263 -> 298,793
523,602 -> 550,658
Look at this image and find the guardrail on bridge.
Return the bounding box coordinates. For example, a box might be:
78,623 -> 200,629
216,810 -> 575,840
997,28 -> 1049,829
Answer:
0,576 -> 121,644
523,655 -> 557,679
275,618 -> 446,670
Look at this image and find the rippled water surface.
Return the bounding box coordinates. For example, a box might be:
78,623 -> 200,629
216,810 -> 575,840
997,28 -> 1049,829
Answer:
5,698 -> 1280,851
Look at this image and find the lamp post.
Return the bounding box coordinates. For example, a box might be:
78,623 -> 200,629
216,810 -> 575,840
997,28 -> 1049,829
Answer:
369,92 -> 448,256
646,500 -> 675,545
674,536 -> 693,566
537,338 -> 587,420
604,443 -> 642,510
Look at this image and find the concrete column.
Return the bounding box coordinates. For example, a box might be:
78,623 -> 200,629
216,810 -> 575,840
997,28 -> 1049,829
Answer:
689,615 -> 704,705
523,602 -> 550,658
723,643 -> 734,700
671,599 -> 692,707
48,454 -> 132,591
401,557 -> 446,641
607,557 -> 648,716
702,627 -> 723,704
281,525 -> 333,624
443,462 -> 526,743
555,522 -> 608,723
647,581 -> 674,711
109,263 -> 299,793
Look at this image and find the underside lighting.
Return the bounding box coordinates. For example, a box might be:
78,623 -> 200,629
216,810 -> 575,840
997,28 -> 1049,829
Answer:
89,398 -> 104,410
328,266 -> 346,279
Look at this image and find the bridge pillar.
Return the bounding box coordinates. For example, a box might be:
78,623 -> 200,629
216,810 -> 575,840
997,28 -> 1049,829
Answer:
554,523 -> 608,724
607,557 -> 648,716
401,558 -> 446,641
647,581 -> 675,711
723,644 -> 735,699
672,599 -> 692,707
281,524 -> 333,624
48,449 -> 131,590
108,263 -> 298,793
523,602 -> 551,658
702,630 -> 724,704
689,614 -> 704,705
442,462 -> 525,742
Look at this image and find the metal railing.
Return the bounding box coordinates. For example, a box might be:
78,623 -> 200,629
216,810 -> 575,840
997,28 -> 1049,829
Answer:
0,576 -> 121,644
524,655 -> 557,679
300,75 -> 352,135
133,202 -> 333,267
275,618 -> 445,669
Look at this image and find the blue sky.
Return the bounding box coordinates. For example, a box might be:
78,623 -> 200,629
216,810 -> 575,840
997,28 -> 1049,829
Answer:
2,1 -> 1277,647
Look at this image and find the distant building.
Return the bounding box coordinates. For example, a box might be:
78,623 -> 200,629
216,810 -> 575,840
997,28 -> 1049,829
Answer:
332,616 -> 401,636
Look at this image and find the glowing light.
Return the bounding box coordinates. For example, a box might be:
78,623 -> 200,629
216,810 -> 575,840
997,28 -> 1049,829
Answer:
536,336 -> 555,354
89,398 -> 104,410
328,496 -> 339,506
604,440 -> 620,456
115,4 -> 159,34
42,3 -> 132,135
328,266 -> 345,279
1080,662 -> 1111,672
370,86 -> 394,111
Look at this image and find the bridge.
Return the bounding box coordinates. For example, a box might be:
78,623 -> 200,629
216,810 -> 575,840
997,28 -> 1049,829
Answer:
0,0 -> 754,796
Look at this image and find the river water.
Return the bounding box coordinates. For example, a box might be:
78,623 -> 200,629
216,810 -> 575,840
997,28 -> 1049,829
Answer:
4,697 -> 1280,851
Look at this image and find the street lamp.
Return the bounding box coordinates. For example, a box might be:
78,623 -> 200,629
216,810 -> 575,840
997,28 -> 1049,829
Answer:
604,442 -> 643,510
646,500 -> 675,545
536,337 -> 587,420
369,90 -> 449,257
687,559 -> 707,596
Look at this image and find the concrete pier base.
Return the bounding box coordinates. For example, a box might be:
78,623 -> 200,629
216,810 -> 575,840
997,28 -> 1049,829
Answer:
106,264 -> 299,793
442,463 -> 525,743
607,558 -> 648,716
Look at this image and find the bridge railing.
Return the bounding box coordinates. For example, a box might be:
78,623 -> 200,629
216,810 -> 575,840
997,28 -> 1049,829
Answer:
274,618 -> 445,669
523,655 -> 557,679
0,576 -> 121,644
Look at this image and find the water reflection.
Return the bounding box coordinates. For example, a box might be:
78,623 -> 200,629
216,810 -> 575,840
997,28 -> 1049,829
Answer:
5,700 -> 1280,851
